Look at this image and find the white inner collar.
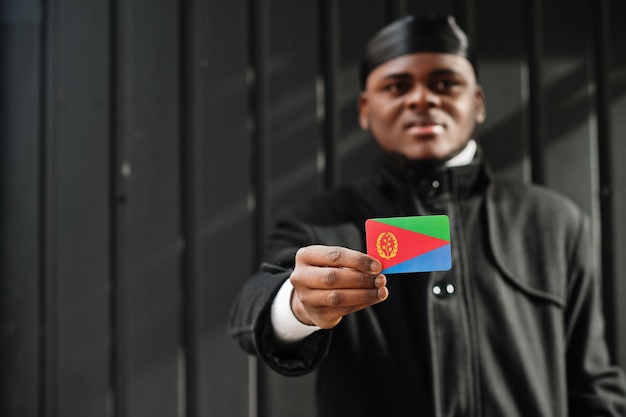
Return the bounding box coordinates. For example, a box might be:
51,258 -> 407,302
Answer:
445,139 -> 476,168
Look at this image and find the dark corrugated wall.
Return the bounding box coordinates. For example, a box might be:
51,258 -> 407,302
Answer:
1,0 -> 625,416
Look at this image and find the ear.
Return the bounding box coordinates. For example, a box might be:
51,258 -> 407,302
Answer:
474,85 -> 487,124
358,92 -> 370,130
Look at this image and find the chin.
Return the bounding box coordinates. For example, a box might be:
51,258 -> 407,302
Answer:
407,137 -> 469,161
402,146 -> 453,162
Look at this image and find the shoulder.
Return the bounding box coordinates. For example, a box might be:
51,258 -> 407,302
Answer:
277,184 -> 377,226
489,177 -> 585,226
269,184 -> 379,252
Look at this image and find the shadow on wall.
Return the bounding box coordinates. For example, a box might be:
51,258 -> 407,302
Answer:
480,59 -> 626,175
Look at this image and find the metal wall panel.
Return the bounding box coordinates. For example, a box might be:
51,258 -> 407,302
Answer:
185,0 -> 252,416
2,0 -> 626,416
117,0 -> 184,415
261,1 -> 321,415
0,2 -> 43,416
474,0 -> 529,181
45,0 -> 112,416
336,0 -> 388,185
541,0 -> 596,214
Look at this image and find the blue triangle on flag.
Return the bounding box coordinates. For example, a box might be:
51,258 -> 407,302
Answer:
383,243 -> 452,274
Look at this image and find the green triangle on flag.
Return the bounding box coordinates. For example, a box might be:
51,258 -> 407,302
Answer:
372,215 -> 450,241
365,215 -> 451,273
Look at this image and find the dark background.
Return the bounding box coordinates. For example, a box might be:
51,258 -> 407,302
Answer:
1,0 -> 625,416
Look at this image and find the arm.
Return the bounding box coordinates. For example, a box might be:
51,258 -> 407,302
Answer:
565,216 -> 626,416
228,209 -> 387,376
270,278 -> 321,343
228,259 -> 331,377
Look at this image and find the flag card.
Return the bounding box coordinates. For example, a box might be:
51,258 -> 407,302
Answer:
365,215 -> 451,274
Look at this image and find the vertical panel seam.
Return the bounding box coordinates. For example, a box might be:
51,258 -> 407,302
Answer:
108,1 -> 118,416
522,0 -> 545,185
110,0 -> 130,415
318,0 -> 339,189
39,0 -> 54,415
592,0 -> 617,360
179,0 -> 198,415
248,0 -> 268,416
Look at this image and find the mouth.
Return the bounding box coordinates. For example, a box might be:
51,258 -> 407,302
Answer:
404,117 -> 445,137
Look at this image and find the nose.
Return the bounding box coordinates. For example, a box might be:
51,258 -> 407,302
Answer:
406,84 -> 440,110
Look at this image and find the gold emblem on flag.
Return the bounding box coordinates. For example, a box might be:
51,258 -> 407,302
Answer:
376,231 -> 398,260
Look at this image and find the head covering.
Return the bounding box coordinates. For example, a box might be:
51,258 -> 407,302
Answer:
360,15 -> 472,88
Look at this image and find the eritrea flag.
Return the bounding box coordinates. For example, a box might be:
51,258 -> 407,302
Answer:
365,215 -> 451,274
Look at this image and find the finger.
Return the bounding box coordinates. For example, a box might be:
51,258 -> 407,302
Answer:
298,288 -> 389,328
293,265 -> 386,290
338,289 -> 389,312
299,287 -> 388,310
296,245 -> 382,274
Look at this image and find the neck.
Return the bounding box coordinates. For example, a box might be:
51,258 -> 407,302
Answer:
378,139 -> 477,176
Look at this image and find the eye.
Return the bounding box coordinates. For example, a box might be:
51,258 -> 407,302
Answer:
431,79 -> 462,93
385,82 -> 411,95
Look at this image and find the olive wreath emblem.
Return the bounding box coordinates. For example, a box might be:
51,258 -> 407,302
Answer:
376,232 -> 398,260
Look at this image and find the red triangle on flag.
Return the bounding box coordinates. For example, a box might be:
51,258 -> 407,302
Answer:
366,220 -> 450,270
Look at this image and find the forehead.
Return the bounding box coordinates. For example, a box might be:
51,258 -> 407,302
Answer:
365,52 -> 476,86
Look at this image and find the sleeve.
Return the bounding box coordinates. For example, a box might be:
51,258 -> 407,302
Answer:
271,279 -> 321,342
565,215 -> 626,416
227,210 -> 333,377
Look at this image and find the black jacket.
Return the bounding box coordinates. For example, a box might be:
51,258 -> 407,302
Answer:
229,152 -> 626,416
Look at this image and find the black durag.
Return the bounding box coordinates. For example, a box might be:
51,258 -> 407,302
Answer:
360,15 -> 471,89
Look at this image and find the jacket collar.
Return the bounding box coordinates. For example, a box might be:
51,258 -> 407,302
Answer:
372,142 -> 492,205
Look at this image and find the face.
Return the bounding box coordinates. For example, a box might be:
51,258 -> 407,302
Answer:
359,52 -> 486,161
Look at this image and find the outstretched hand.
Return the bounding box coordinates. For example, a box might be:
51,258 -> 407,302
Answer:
289,245 -> 388,329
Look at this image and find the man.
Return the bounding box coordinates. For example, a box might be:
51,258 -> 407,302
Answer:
229,15 -> 626,416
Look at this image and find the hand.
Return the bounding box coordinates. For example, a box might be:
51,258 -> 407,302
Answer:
289,245 -> 388,329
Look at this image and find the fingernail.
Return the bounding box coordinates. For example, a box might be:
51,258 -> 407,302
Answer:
370,260 -> 382,273
378,287 -> 388,300
374,275 -> 387,288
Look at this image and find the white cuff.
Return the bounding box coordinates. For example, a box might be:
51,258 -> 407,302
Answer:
271,279 -> 321,343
